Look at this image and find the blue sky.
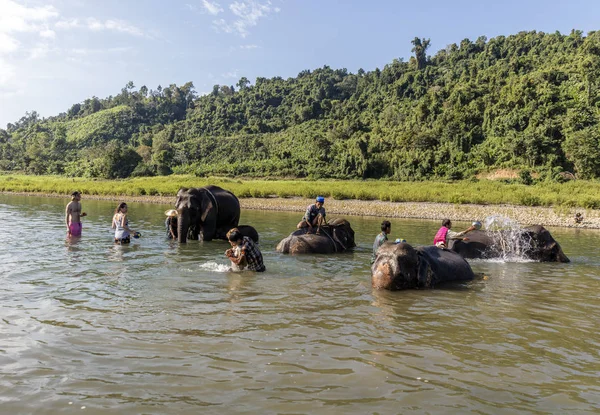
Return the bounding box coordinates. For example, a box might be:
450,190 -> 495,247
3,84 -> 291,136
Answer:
1,0 -> 599,128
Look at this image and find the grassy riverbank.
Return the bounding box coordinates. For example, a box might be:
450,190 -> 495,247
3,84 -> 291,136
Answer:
1,174 -> 598,229
1,174 -> 600,208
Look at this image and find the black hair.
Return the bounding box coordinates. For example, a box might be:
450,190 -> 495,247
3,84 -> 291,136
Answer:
442,219 -> 452,227
381,220 -> 391,231
228,230 -> 243,242
115,202 -> 128,214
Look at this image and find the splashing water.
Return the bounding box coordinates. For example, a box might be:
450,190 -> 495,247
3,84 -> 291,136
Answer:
482,215 -> 534,262
199,261 -> 232,273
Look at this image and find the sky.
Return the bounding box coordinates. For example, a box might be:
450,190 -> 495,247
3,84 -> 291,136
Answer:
1,0 -> 599,128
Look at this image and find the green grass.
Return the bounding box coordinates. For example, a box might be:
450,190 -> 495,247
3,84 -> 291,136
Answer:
0,174 -> 599,209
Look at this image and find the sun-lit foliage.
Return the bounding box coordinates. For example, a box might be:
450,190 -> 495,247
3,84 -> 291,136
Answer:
1,30 -> 600,183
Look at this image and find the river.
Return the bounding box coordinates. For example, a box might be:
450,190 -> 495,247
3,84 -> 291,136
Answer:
1,194 -> 599,414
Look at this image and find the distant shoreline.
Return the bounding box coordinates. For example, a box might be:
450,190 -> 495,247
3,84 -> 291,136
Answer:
2,191 -> 596,230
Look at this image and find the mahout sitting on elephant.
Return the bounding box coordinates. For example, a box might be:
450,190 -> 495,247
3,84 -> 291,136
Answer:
176,185 -> 240,243
371,242 -> 477,290
450,225 -> 569,262
276,218 -> 356,254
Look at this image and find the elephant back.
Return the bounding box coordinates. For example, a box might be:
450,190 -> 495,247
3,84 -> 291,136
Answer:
415,246 -> 476,287
276,218 -> 355,254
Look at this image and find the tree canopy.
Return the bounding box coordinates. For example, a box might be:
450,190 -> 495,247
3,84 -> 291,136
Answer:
2,30 -> 600,181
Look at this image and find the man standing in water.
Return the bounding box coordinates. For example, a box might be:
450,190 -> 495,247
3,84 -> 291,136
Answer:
226,229 -> 266,272
371,220 -> 392,264
65,191 -> 87,237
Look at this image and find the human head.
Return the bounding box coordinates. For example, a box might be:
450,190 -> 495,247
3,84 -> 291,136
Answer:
71,191 -> 81,201
226,228 -> 239,240
316,196 -> 325,208
442,219 -> 452,229
115,202 -> 128,214
228,229 -> 243,245
381,220 -> 391,233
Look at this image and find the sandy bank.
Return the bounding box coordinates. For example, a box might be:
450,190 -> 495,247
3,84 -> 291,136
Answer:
2,191 -> 597,229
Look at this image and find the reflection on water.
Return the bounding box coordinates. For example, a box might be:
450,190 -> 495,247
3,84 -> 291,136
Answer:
1,194 -> 600,414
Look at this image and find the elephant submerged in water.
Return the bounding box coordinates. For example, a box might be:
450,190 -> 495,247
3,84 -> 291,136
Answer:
372,242 -> 477,290
450,225 -> 569,262
176,185 -> 240,242
276,218 -> 356,254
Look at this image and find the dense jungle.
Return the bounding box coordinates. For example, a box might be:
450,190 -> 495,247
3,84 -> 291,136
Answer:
1,30 -> 599,182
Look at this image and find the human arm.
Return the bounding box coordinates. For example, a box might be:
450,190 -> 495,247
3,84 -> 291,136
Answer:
227,248 -> 246,265
304,205 -> 314,228
447,226 -> 476,241
65,203 -> 72,230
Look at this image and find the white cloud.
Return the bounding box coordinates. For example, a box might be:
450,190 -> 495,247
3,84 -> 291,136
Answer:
212,18 -> 234,34
222,69 -> 238,78
55,18 -> 80,30
0,0 -> 58,34
0,0 -> 59,56
239,44 -> 258,49
0,33 -> 20,54
0,59 -> 15,84
201,0 -> 224,15
39,29 -> 56,39
28,43 -> 54,60
213,1 -> 279,38
55,18 -> 146,37
69,46 -> 133,56
84,18 -> 145,37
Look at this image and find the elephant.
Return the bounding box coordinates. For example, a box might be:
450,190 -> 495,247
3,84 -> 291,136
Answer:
450,225 -> 569,262
176,186 -> 240,243
276,218 -> 356,254
372,242 -> 477,290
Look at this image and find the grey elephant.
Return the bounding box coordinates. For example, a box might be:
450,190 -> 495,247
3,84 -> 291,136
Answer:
176,185 -> 240,243
450,225 -> 569,262
276,218 -> 356,254
372,242 -> 477,290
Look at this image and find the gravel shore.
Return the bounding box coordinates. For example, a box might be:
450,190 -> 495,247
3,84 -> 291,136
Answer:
3,192 -> 597,229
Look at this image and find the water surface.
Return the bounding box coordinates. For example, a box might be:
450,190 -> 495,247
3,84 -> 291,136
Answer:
1,194 -> 599,414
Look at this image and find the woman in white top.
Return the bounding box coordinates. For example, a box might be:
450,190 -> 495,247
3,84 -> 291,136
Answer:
112,202 -> 135,244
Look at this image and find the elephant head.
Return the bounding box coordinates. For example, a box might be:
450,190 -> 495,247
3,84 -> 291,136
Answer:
371,242 -> 420,290
276,218 -> 356,254
372,243 -> 476,290
175,186 -> 240,243
450,225 -> 569,263
523,225 -> 570,263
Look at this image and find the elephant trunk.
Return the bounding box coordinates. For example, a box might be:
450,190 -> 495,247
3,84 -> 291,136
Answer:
178,209 -> 190,243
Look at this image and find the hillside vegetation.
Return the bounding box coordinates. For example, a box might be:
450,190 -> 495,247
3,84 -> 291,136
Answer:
1,30 -> 599,183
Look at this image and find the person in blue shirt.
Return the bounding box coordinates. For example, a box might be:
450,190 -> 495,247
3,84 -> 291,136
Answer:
297,196 -> 326,234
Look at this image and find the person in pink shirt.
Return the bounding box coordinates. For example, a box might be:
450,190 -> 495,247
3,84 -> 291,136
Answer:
433,219 -> 475,248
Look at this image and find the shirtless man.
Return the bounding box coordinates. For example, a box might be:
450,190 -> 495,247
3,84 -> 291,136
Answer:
65,191 -> 87,237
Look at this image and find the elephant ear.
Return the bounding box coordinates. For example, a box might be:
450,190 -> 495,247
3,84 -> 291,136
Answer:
200,196 -> 214,222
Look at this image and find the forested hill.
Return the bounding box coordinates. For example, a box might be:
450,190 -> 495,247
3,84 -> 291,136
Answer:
2,30 -> 600,181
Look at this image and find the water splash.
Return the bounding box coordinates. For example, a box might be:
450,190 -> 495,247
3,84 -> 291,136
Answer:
199,261 -> 232,273
482,215 -> 534,262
